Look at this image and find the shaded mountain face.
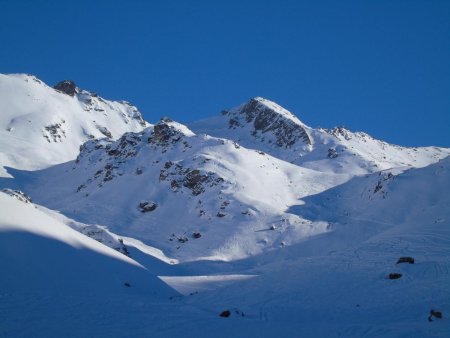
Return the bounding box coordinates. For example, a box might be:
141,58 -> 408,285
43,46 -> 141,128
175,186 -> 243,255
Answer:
0,74 -> 148,176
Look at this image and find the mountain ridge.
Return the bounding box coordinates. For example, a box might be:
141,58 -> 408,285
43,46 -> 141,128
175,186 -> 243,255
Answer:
1,73 -> 449,337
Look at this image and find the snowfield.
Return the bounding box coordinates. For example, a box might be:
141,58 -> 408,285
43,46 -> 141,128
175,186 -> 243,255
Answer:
0,74 -> 449,337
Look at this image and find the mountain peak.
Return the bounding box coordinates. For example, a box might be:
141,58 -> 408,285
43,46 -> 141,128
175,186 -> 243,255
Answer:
222,97 -> 312,147
54,80 -> 78,96
228,97 -> 303,126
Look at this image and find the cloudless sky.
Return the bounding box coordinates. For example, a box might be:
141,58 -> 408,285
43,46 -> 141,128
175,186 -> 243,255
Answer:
1,0 -> 449,147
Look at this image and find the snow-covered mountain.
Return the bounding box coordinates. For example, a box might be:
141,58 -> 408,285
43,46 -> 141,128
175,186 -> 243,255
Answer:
1,74 -> 449,337
7,118 -> 350,261
0,74 -> 148,177
191,97 -> 447,174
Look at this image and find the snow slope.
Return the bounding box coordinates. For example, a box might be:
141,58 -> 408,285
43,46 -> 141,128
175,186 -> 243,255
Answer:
169,158 -> 450,337
0,74 -> 148,177
0,191 -> 186,337
3,118 -> 351,262
1,76 -> 449,337
1,154 -> 448,338
5,107 -> 447,262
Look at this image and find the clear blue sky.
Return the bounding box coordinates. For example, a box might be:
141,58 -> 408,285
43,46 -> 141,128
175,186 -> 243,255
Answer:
1,0 -> 449,147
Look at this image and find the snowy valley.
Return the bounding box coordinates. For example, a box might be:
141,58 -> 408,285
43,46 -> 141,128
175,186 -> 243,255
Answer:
0,74 -> 449,337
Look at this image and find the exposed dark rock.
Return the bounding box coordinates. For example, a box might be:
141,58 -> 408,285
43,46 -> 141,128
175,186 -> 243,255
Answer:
44,121 -> 66,143
192,232 -> 202,239
54,80 -> 77,96
328,148 -> 338,159
229,118 -> 240,129
136,167 -> 143,175
139,201 -> 157,212
103,170 -> 114,182
397,257 -> 414,264
219,310 -> 231,318
184,169 -> 208,195
374,181 -> 383,194
326,126 -> 352,141
97,126 -> 113,138
428,310 -> 443,321
216,212 -> 226,218
178,236 -> 189,243
149,121 -> 182,146
227,98 -> 312,148
2,189 -> 32,204
171,180 -> 180,191
220,201 -> 230,210
160,161 -> 225,196
388,273 -> 402,280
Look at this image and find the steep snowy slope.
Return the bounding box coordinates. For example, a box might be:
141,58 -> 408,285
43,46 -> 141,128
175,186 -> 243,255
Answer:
173,158 -> 450,337
0,191 -> 183,337
0,74 -> 148,177
4,118 -> 350,262
190,97 -> 449,174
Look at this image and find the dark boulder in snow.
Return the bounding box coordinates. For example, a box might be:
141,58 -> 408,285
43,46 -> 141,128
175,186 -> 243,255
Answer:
428,310 -> 443,321
397,257 -> 414,264
388,273 -> 402,280
192,232 -> 202,239
139,201 -> 157,212
219,310 -> 231,318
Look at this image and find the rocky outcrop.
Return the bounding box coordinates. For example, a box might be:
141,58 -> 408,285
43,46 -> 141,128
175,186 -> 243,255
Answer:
1,189 -> 33,204
54,80 -> 77,96
148,120 -> 184,147
388,273 -> 402,279
397,257 -> 414,264
159,161 -> 225,196
43,120 -> 67,143
224,97 -> 312,148
139,201 -> 157,212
